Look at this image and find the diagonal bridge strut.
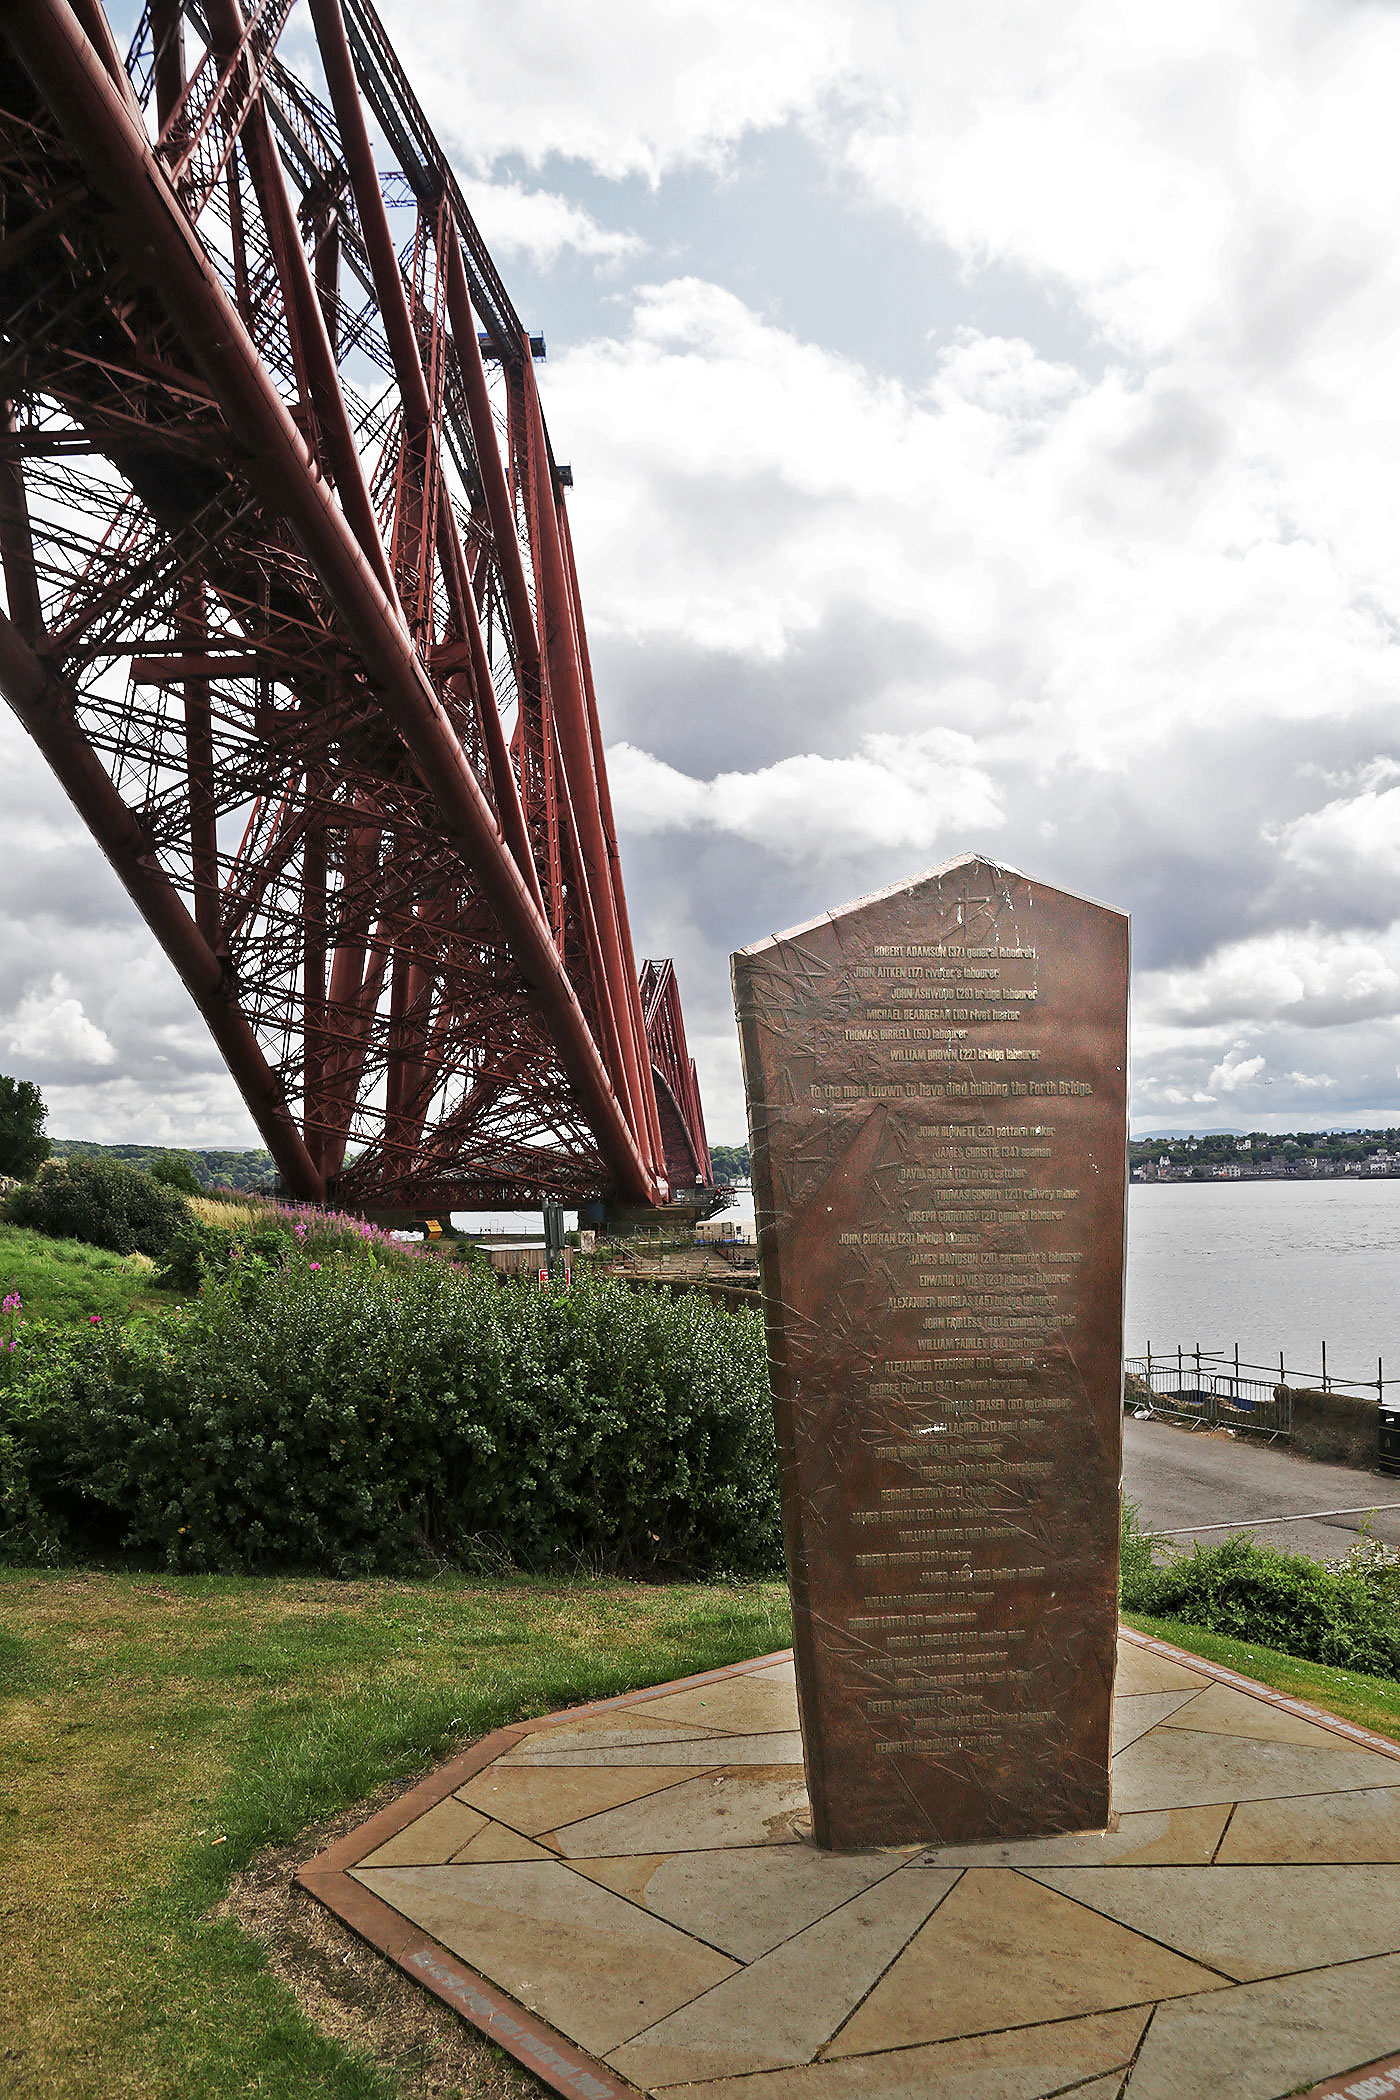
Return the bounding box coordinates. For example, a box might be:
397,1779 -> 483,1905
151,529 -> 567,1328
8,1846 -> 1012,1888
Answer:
0,0 -> 712,1212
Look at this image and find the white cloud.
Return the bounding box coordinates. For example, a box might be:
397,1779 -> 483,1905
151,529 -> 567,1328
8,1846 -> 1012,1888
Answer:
606,726 -> 1003,858
1141,930 -> 1400,1033
371,0 -> 855,181
1208,1048 -> 1267,1094
1272,773 -> 1400,889
457,179 -> 644,269
527,263 -> 1400,1132
5,975 -> 116,1069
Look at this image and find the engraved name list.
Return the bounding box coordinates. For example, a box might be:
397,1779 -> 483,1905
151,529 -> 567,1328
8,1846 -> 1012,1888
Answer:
732,855 -> 1128,1849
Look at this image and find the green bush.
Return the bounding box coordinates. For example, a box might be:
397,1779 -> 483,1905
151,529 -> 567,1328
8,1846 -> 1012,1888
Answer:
1120,1502 -> 1400,1676
147,1150 -> 201,1195
0,1257 -> 781,1579
7,1155 -> 189,1258
153,1214 -> 290,1291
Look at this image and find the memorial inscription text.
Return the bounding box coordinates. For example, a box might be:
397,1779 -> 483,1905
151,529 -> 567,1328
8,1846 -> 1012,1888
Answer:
733,856 -> 1128,1849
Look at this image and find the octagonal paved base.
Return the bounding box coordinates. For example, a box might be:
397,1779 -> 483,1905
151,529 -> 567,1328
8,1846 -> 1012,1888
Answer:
299,1630 -> 1400,2100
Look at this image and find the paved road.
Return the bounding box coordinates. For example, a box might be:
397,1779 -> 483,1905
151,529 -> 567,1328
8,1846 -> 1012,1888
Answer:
1121,1413 -> 1400,1560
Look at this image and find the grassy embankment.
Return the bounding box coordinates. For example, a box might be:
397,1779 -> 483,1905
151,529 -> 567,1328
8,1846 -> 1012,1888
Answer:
1122,1609 -> 1400,1740
0,1221 -> 188,1329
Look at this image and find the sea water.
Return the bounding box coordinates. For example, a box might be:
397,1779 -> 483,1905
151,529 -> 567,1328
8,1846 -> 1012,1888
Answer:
713,1178 -> 1400,1387
1123,1180 -> 1400,1385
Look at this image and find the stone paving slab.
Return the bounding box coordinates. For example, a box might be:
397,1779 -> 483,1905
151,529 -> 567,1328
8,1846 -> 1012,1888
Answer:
298,1632 -> 1400,2100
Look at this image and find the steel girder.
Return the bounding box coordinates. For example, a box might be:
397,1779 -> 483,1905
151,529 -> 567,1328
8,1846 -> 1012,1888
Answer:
0,0 -> 711,1211
640,957 -> 712,1193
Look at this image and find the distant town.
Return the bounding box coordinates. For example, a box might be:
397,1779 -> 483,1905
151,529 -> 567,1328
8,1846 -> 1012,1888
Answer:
1131,1128 -> 1400,1182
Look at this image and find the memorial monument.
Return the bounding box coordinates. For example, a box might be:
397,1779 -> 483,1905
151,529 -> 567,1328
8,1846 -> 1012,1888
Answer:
732,855 -> 1128,1850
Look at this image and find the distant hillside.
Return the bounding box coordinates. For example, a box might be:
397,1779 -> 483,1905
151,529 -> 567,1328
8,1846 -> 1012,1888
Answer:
49,1140 -> 278,1192
709,1142 -> 749,1183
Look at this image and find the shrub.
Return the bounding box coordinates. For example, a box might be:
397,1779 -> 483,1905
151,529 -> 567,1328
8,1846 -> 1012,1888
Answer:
7,1155 -> 189,1258
153,1213 -> 289,1291
0,1420 -> 58,1562
1120,1501 -> 1400,1676
147,1150 -> 201,1195
0,1258 -> 781,1579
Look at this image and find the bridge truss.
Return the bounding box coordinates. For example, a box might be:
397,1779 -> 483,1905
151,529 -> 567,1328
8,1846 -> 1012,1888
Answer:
0,0 -> 712,1211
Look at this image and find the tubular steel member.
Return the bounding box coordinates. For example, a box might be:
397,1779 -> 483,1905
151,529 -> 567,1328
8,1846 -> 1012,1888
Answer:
0,0 -> 714,1212
640,959 -> 712,1192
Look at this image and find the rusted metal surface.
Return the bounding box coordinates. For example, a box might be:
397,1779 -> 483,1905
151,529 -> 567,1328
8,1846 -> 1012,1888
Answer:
0,0 -> 709,1212
733,855 -> 1128,1849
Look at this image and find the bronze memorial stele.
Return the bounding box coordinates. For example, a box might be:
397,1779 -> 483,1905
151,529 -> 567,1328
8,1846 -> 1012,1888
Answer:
732,855 -> 1128,1850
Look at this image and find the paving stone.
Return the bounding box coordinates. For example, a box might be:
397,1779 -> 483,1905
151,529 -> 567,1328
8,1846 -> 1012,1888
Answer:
1218,1786 -> 1400,1865
323,1637 -> 1400,2100
550,1767 -> 811,1858
448,1818 -> 553,1863
636,1674 -> 800,1737
1122,1954 -> 1400,2100
1112,1690 -> 1207,1753
455,1762 -> 708,1838
921,1803 -> 1230,1870
506,1731 -> 805,1770
1156,1681 -> 1389,1751
1027,1862 -> 1400,1980
354,1860 -> 737,2057
664,2006 -> 1148,2099
1109,1727 -> 1400,1814
1113,1644 -> 1211,1696
606,1867 -> 959,2086
357,1795 -> 486,1867
571,1843 -> 911,1961
828,1867 -> 1227,2055
499,1715 -> 728,1762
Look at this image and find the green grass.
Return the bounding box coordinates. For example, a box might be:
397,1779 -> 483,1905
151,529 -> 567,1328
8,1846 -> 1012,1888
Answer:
0,1221 -> 187,1330
1123,1610 -> 1400,1744
0,1568 -> 791,2099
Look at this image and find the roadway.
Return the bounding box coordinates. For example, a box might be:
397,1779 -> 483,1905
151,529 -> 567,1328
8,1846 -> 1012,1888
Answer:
1120,1412 -> 1400,1560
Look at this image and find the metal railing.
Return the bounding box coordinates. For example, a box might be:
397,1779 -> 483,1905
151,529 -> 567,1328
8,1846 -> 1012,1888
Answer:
1126,1341 -> 1390,1443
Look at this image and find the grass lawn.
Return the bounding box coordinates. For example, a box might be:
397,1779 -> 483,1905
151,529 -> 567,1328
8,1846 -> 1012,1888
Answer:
0,1568 -> 791,2100
0,1222 -> 187,1330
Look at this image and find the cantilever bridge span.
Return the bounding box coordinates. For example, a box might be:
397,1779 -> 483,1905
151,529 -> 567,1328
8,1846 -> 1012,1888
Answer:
0,0 -> 712,1212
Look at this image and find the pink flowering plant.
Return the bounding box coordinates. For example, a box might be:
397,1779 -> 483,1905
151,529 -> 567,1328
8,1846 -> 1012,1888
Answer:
154,1194 -> 468,1292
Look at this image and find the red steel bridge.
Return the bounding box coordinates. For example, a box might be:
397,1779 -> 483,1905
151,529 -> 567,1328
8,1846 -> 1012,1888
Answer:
0,0 -> 713,1214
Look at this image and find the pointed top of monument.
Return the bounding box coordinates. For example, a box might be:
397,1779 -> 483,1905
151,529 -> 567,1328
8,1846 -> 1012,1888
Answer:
736,852 -> 1125,961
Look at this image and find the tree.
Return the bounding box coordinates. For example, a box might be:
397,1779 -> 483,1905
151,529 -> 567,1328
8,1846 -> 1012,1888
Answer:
708,1142 -> 750,1183
147,1149 -> 201,1195
0,1074 -> 51,1180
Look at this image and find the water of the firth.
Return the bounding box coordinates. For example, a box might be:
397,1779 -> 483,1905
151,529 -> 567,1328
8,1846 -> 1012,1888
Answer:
1123,1180 -> 1400,1385
710,1180 -> 1400,1387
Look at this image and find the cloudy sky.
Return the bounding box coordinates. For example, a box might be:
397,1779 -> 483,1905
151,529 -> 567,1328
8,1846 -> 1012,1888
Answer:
8,0 -> 1400,1150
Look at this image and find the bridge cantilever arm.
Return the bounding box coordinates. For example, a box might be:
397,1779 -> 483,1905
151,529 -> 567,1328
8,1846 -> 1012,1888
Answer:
5,0 -> 662,1206
0,605 -> 327,1201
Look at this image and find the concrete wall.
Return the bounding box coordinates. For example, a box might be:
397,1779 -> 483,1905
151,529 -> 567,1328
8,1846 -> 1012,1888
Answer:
1279,1385 -> 1379,1471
